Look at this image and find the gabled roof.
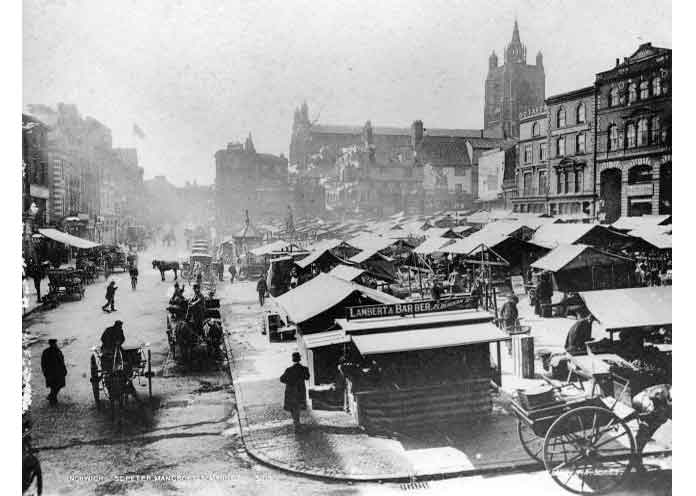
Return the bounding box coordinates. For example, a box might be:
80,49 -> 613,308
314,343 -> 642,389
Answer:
530,244 -> 633,272
349,233 -> 398,253
530,223 -> 598,249
328,264 -> 366,282
294,248 -> 342,269
414,237 -> 456,254
440,231 -> 510,255
349,249 -> 392,264
612,215 -> 672,232
628,230 -> 672,250
274,273 -> 402,324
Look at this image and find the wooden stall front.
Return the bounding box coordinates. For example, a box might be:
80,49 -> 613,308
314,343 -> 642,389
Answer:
334,301 -> 510,433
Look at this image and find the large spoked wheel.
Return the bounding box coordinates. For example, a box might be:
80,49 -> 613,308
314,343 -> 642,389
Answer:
517,419 -> 544,464
90,356 -> 101,409
543,406 -> 636,495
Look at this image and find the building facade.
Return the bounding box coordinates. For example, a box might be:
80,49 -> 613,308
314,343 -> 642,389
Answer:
214,135 -> 291,233
594,43 -> 671,223
484,21 -> 546,138
512,106 -> 549,213
477,145 -> 517,211
545,86 -> 595,218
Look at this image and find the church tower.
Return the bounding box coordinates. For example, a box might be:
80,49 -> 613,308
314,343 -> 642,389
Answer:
484,20 -> 545,138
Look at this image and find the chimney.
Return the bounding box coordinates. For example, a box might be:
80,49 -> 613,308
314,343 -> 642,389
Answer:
411,120 -> 424,148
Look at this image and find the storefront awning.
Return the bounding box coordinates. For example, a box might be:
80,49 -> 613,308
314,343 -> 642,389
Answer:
351,322 -> 509,355
302,330 -> 350,349
578,286 -> 672,331
38,228 -> 100,249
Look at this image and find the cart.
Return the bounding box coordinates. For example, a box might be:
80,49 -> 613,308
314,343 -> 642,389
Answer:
47,268 -> 85,300
510,370 -> 640,495
89,344 -> 152,423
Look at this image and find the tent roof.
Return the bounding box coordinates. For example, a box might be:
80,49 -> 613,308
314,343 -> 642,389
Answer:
440,231 -> 509,255
38,228 -> 100,249
349,233 -> 398,253
628,230 -> 673,250
612,215 -> 672,232
579,286 -> 671,331
351,322 -> 509,355
414,237 -> 456,254
530,223 -> 617,249
275,273 -> 402,324
294,248 -> 342,269
349,248 -> 392,264
328,264 -> 366,282
530,244 -> 633,272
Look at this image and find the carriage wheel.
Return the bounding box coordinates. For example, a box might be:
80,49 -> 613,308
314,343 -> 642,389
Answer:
90,356 -> 101,409
517,419 -> 544,464
543,406 -> 636,495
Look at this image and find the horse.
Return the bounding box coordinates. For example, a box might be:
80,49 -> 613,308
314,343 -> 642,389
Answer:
152,260 -> 179,281
173,320 -> 199,365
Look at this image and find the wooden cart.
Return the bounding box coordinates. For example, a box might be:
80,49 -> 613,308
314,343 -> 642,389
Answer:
47,268 -> 85,300
510,375 -> 640,495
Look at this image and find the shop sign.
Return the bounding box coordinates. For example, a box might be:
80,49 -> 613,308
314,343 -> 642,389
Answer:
626,183 -> 653,197
346,296 -> 479,320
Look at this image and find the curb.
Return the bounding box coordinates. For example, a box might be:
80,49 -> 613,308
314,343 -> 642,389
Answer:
221,328 -> 558,483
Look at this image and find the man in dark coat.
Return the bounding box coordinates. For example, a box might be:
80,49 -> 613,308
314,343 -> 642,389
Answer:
280,352 -> 310,428
500,295 -> 519,331
565,313 -> 593,355
101,281 -> 117,312
129,265 -> 139,290
257,275 -> 268,306
41,339 -> 67,405
188,284 -> 205,332
101,320 -> 125,354
217,261 -> 224,282
27,261 -> 45,302
228,264 -> 236,284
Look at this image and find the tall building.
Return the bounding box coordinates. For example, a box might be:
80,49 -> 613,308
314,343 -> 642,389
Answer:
594,43 -> 671,222
484,20 -> 545,138
215,135 -> 290,233
512,106 -> 548,214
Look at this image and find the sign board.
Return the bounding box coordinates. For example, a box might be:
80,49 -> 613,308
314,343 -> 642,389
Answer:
511,275 -> 526,295
346,296 -> 479,321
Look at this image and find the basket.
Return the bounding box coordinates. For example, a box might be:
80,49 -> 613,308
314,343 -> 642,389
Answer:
517,385 -> 555,410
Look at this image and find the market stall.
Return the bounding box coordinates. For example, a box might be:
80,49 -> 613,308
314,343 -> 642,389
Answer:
332,301 -> 508,432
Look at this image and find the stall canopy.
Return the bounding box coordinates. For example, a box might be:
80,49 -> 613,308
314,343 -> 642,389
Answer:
627,229 -> 673,250
530,244 -> 633,272
530,223 -> 634,251
328,264 -> 366,282
275,273 -> 402,325
302,330 -> 350,349
579,286 -> 671,331
295,248 -> 343,270
414,236 -> 456,254
351,322 -> 509,355
38,228 -> 100,249
611,215 -> 672,233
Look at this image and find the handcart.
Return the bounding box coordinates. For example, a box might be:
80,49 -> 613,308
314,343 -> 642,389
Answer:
510,365 -> 641,494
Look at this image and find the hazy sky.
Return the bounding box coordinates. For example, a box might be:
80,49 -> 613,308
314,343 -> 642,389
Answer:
23,0 -> 671,186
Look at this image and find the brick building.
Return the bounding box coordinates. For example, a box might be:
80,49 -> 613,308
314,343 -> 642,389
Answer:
594,43 -> 671,222
484,21 -> 545,138
512,106 -> 548,213
214,135 -> 291,233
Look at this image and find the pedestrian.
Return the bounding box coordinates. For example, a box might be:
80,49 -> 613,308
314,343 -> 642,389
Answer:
28,261 -> 44,302
228,263 -> 236,284
129,265 -> 139,290
430,280 -> 442,300
102,281 -> 117,313
500,295 -> 519,332
257,274 -> 268,306
280,352 -> 310,429
289,267 -> 299,289
564,312 -> 594,355
217,261 -> 224,282
41,338 -> 67,406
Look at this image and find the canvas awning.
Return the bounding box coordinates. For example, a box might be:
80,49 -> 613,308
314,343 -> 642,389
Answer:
38,228 -> 100,249
579,286 -> 671,331
328,264 -> 366,282
351,322 -> 509,355
414,237 -> 455,254
531,244 -> 633,272
302,330 -> 350,349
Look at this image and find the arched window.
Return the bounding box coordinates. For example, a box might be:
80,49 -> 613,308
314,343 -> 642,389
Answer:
575,169 -> 584,193
610,88 -> 620,107
640,81 -> 649,100
557,108 -> 566,128
626,122 -> 637,148
651,116 -> 661,144
628,83 -> 637,103
532,122 -> 540,137
652,77 -> 662,97
577,103 -> 586,123
556,136 -> 565,156
637,118 -> 649,146
576,133 -> 586,154
608,124 -> 618,151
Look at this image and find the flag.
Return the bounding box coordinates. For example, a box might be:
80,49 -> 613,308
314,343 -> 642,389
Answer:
133,123 -> 145,139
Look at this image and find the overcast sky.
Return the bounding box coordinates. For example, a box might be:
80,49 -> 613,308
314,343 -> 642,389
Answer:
23,0 -> 671,186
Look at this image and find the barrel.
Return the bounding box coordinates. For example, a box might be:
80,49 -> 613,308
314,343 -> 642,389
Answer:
512,333 -> 535,379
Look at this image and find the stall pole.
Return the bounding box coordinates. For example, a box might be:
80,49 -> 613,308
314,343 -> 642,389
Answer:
407,266 -> 412,295
418,265 -> 424,297
147,349 -> 152,400
495,342 -> 503,386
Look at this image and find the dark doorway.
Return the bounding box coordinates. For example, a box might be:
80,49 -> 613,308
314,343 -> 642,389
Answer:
600,169 -> 622,223
659,162 -> 672,214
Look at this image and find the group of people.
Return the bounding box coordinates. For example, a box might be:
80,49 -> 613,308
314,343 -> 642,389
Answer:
635,260 -> 672,287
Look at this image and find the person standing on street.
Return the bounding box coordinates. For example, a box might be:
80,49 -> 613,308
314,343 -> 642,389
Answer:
28,261 -> 45,303
41,339 -> 67,406
228,263 -> 236,284
129,265 -> 139,290
217,261 -> 224,282
102,281 -> 117,313
257,274 -> 268,306
280,352 -> 310,429
500,295 -> 519,332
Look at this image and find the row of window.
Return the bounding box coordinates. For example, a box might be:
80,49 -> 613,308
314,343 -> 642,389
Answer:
609,76 -> 667,107
607,116 -> 664,151
519,169 -> 585,197
531,103 -> 587,137
523,133 -> 586,163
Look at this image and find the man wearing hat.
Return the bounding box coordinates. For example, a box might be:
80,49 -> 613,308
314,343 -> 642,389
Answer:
280,352 -> 310,429
102,280 -> 118,313
188,284 -> 205,332
41,338 -> 67,406
101,320 -> 126,354
500,294 -> 520,332
565,312 -> 594,355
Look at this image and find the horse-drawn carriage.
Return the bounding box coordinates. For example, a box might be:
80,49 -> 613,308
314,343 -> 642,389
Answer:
165,293 -> 224,368
89,344 -> 152,422
103,246 -> 129,273
46,268 -> 85,301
